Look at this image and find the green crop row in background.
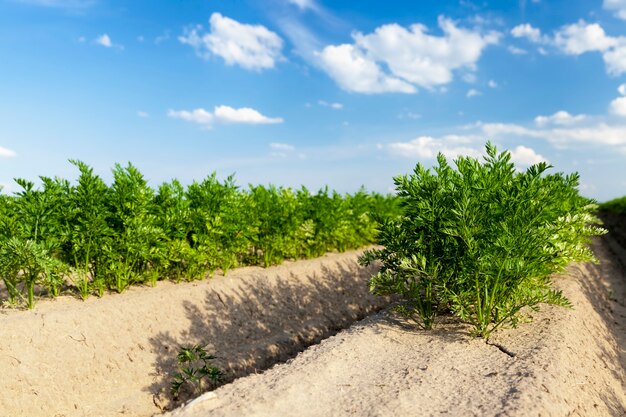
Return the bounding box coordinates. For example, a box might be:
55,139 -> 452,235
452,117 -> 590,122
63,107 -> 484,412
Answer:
599,195 -> 626,215
0,161 -> 400,308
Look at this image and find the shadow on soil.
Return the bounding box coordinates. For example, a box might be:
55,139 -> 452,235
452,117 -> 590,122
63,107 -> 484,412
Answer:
373,310 -> 471,343
145,258 -> 390,412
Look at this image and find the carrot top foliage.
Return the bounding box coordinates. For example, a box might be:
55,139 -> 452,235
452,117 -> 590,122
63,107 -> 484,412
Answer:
359,142 -> 605,338
0,163 -> 399,309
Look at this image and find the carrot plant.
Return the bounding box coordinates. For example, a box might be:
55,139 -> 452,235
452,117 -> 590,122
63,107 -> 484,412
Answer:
186,174 -> 249,275
104,163 -> 163,292
248,184 -> 301,266
170,345 -> 222,400
64,161 -> 112,298
0,238 -> 66,308
360,142 -> 605,338
0,160 -> 399,308
0,177 -> 69,307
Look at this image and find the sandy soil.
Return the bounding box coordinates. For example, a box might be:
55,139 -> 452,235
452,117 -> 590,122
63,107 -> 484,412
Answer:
163,231 -> 626,417
1,221 -> 625,417
0,250 -> 389,417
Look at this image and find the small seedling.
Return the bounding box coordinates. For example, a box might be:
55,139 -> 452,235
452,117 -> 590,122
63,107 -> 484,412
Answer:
170,344 -> 222,400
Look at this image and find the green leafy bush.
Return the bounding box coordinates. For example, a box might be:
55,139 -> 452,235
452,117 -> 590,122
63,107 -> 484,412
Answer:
103,163 -> 164,292
599,195 -> 626,215
0,161 -> 399,308
64,160 -> 112,298
186,174 -> 249,275
360,142 -> 605,338
0,177 -> 69,307
0,237 -> 66,308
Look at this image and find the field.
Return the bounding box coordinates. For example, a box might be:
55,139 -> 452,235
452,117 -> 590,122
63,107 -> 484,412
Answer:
164,232 -> 626,417
4,1 -> 626,416
0,222 -> 624,416
0,149 -> 625,416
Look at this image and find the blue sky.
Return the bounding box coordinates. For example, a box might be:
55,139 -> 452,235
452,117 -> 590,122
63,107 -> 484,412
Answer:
1,0 -> 626,201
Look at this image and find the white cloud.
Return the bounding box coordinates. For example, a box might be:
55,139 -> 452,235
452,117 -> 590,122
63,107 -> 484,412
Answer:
603,39 -> 626,75
385,135 -> 544,168
269,142 -> 305,159
480,122 -> 536,138
386,117 -> 626,168
214,105 -> 283,124
385,108 -> 626,169
94,33 -> 123,49
510,20 -> 626,75
551,20 -> 626,76
508,45 -> 528,55
604,0 -> 626,20
0,147 -> 16,158
509,145 -> 548,166
466,88 -> 481,98
357,17 -> 500,87
288,0 -> 318,10
509,24 -> 550,56
179,13 -> 284,71
388,135 -> 483,159
610,96 -> 626,116
534,110 -> 587,126
318,100 -> 343,109
95,34 -> 112,47
318,16 -> 499,93
137,111 -> 149,118
319,44 -> 416,93
270,142 -> 295,151
168,105 -> 283,128
488,79 -> 498,88
462,73 -> 477,83
554,20 -> 617,54
511,23 -> 543,43
511,20 -> 626,75
480,120 -> 626,147
168,108 -> 214,128
619,83 -> 626,95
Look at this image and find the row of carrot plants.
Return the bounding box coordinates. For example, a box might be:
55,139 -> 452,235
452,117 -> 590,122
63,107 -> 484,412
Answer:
0,161 -> 400,308
599,195 -> 626,215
